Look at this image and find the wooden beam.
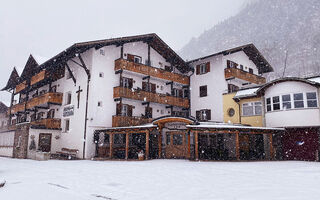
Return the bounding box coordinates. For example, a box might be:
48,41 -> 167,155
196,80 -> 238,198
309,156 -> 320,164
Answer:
187,131 -> 191,159
145,130 -> 150,160
269,134 -> 274,160
125,133 -> 129,160
236,131 -> 240,161
195,131 -> 199,160
109,133 -> 113,159
158,126 -> 162,158
65,63 -> 76,85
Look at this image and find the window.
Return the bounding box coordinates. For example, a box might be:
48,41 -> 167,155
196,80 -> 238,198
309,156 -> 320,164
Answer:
282,94 -> 291,110
227,60 -> 238,68
196,62 -> 210,75
165,65 -> 172,72
228,84 -> 239,93
37,112 -> 45,120
294,93 -> 304,108
199,85 -> 207,97
173,134 -> 183,145
98,101 -> 102,107
166,133 -> 171,145
66,92 -> 72,105
64,119 -> 70,132
228,108 -> 235,117
249,68 -> 253,74
242,101 -> 262,116
142,82 -> 156,93
99,49 -> 105,56
116,104 -> 132,117
196,109 -> 211,121
121,77 -> 133,89
99,72 -> 104,78
240,65 -> 244,70
266,98 -> 271,112
272,96 -> 280,110
121,104 -> 128,116
47,109 -> 55,119
134,56 -> 142,64
104,134 -> 110,144
114,134 -> 126,145
307,92 -> 317,108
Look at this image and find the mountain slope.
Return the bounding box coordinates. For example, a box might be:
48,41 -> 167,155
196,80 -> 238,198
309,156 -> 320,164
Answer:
180,0 -> 320,79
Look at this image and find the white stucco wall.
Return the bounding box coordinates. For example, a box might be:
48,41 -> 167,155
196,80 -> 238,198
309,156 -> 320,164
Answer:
0,131 -> 14,157
264,81 -> 320,127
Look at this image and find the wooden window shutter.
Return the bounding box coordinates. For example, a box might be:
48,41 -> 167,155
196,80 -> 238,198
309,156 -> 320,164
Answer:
128,78 -> 133,89
206,110 -> 211,120
196,111 -> 201,121
128,105 -> 133,117
116,103 -> 122,116
127,54 -> 134,62
142,82 -> 147,91
196,65 -> 200,75
206,62 -> 210,73
151,83 -> 156,93
178,89 -> 183,98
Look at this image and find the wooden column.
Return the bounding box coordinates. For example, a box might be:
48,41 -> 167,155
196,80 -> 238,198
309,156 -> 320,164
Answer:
187,131 -> 191,159
269,134 -> 274,160
158,126 -> 162,158
109,133 -> 113,159
235,131 -> 240,161
145,130 -> 150,160
195,131 -> 199,160
125,133 -> 129,160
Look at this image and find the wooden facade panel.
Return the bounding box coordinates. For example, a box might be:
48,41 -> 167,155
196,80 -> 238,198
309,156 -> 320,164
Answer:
115,59 -> 189,85
224,68 -> 266,84
15,81 -> 26,93
26,92 -> 63,109
113,87 -> 189,108
112,115 -> 152,127
30,70 -> 47,86
10,102 -> 26,114
30,118 -> 61,129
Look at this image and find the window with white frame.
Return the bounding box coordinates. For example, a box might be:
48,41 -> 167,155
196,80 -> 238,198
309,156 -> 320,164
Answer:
272,96 -> 280,110
294,93 -> 304,108
242,101 -> 262,116
266,98 -> 271,112
134,56 -> 142,64
306,92 -> 317,108
121,104 -> 128,116
282,94 -> 291,110
200,63 -> 206,74
64,119 -> 70,132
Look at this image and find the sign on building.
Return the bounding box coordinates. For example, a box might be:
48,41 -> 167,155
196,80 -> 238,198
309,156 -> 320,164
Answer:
63,105 -> 74,117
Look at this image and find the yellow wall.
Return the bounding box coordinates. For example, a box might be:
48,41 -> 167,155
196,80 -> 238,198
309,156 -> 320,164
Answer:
223,93 -> 263,127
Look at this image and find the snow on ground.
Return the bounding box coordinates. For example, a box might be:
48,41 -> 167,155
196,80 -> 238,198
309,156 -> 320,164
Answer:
0,158 -> 320,200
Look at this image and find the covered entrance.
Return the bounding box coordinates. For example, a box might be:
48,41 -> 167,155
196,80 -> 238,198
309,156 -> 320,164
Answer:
165,131 -> 188,159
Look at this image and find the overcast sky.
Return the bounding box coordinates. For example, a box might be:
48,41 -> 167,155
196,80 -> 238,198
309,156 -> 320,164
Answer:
0,0 -> 246,105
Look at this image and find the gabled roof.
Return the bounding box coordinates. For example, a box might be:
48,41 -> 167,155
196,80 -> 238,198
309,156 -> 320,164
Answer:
0,102 -> 8,113
187,44 -> 273,74
20,55 -> 39,80
1,67 -> 20,91
20,33 -> 190,81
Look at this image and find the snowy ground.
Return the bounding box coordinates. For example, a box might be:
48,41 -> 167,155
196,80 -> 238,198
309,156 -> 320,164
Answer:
1,158 -> 320,200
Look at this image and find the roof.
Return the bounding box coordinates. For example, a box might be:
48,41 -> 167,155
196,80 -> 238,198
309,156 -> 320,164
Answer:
256,77 -> 320,95
15,33 -> 190,83
187,44 -> 273,74
99,123 -> 157,131
186,122 -> 284,131
20,55 -> 39,80
307,76 -> 320,84
0,102 -> 8,113
1,67 -> 19,91
233,87 -> 260,99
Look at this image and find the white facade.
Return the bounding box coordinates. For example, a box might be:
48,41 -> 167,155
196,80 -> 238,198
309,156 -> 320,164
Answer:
264,81 -> 320,127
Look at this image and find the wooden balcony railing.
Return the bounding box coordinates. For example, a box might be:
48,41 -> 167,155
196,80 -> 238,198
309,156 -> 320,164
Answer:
224,68 -> 266,85
26,92 -> 63,110
115,59 -> 189,85
30,118 -> 61,129
15,81 -> 26,93
31,70 -> 48,86
114,87 -> 189,108
112,115 -> 153,127
10,92 -> 63,114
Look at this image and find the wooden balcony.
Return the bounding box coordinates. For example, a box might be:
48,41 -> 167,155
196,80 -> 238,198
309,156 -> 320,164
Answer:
26,92 -> 63,110
112,115 -> 152,127
115,59 -> 189,85
225,68 -> 266,85
30,118 -> 61,129
114,87 -> 189,108
31,70 -> 48,86
9,92 -> 63,114
16,81 -> 26,93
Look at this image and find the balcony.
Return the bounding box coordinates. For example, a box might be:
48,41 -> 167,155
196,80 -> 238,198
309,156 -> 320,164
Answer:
115,59 -> 189,85
224,68 -> 266,85
31,70 -> 48,86
112,115 -> 152,127
30,118 -> 61,129
114,87 -> 189,108
10,92 -> 63,114
15,81 -> 26,93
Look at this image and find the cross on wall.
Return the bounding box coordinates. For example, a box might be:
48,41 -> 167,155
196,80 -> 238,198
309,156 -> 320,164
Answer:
76,86 -> 83,109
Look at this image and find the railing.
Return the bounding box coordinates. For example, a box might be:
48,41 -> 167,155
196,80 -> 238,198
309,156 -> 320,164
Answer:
15,81 -> 26,93
9,92 -> 63,114
30,118 -> 61,129
224,68 -> 266,85
112,115 -> 152,127
113,87 -> 189,108
31,70 -> 47,86
115,59 -> 189,85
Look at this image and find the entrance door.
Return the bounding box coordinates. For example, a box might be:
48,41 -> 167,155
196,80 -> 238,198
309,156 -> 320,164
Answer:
165,132 -> 187,159
38,133 -> 52,152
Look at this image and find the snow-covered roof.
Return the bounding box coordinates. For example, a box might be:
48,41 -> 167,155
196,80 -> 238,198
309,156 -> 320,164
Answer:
102,123 -> 157,131
234,87 -> 259,98
307,76 -> 320,84
186,122 -> 284,131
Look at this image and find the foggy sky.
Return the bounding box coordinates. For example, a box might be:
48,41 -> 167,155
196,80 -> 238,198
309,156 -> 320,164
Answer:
0,0 -> 246,105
